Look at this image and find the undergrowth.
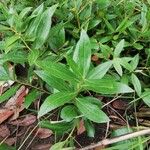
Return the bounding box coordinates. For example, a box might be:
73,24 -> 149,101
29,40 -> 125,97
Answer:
0,0 -> 150,149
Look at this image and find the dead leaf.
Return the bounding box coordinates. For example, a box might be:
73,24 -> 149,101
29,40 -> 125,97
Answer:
36,128 -> 53,139
112,99 -> 128,110
9,105 -> 25,121
5,86 -> 26,108
94,145 -> 106,150
77,120 -> 86,135
91,54 -> 99,62
0,109 -> 14,124
0,86 -> 29,123
9,114 -> 36,126
31,144 -> 51,150
4,137 -> 16,146
0,125 -> 10,138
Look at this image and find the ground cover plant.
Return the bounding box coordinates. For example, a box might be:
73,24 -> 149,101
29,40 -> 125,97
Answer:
0,0 -> 150,149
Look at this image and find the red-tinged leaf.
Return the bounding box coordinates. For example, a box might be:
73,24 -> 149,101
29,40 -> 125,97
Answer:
91,54 -> 99,62
9,115 -> 36,126
5,86 -> 26,108
4,137 -> 16,146
77,120 -> 86,135
15,88 -> 29,107
0,109 -> 14,124
31,144 -> 51,150
9,105 -> 25,121
112,99 -> 128,110
36,128 -> 53,139
0,125 -> 10,138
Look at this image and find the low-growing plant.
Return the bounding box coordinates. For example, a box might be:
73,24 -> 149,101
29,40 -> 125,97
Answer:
0,0 -> 150,149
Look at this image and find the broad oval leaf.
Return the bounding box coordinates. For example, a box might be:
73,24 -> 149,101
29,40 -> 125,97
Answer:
87,61 -> 112,79
38,92 -> 76,118
131,74 -> 141,96
34,4 -> 58,49
73,29 -> 91,77
60,105 -> 78,122
76,97 -> 109,123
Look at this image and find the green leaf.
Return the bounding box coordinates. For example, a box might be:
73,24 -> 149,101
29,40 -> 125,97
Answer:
96,0 -> 111,8
24,89 -> 40,109
19,7 -> 32,19
48,23 -> 65,51
114,39 -> 125,58
0,143 -> 16,150
34,4 -> 58,49
4,35 -> 20,53
0,85 -> 20,103
35,70 -> 71,91
100,44 -> 112,59
0,24 -> 10,31
87,61 -> 112,79
133,43 -> 143,50
141,91 -> 150,107
120,58 -> 133,71
73,29 -> 91,77
31,3 -> 44,16
39,120 -> 73,134
103,17 -> 115,32
116,82 -> 134,94
60,105 -> 78,122
50,141 -> 66,150
0,50 -> 27,64
36,61 -> 79,83
131,74 -> 141,96
80,96 -> 102,107
76,97 -> 109,123
66,55 -> 82,79
28,49 -> 39,65
25,3 -> 44,38
113,58 -> 122,76
84,78 -> 134,94
38,92 -> 76,117
130,54 -> 139,71
116,18 -> 134,33
111,127 -> 134,150
84,78 -> 117,94
140,4 -> 147,32
0,66 -> 10,81
84,120 -> 95,137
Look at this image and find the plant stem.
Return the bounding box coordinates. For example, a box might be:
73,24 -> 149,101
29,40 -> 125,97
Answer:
15,80 -> 51,95
79,128 -> 150,150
